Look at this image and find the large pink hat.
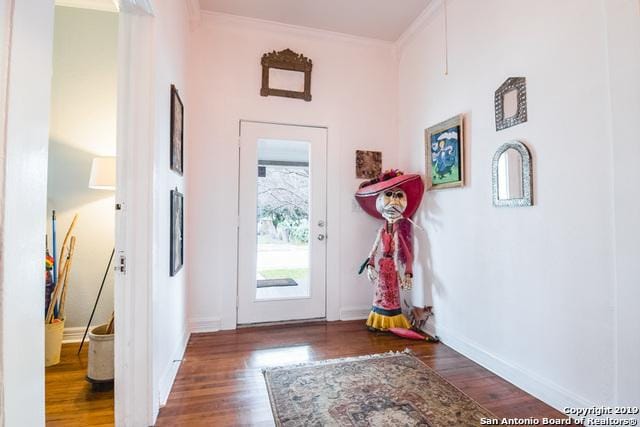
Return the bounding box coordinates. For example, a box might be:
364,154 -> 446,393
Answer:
355,170 -> 425,220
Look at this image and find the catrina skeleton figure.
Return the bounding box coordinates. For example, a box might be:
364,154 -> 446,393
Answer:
355,170 -> 425,331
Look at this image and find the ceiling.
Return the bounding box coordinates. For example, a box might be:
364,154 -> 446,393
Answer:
198,0 -> 431,42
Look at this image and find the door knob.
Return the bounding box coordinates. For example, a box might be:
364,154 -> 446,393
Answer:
317,234 -> 326,241
318,220 -> 325,227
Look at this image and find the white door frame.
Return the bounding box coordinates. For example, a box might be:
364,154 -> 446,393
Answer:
0,1 -> 158,425
115,1 -> 157,425
233,119 -> 341,327
237,121 -> 328,324
0,1 -> 55,426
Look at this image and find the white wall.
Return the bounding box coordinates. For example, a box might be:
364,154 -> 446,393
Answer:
603,0 -> 640,407
397,0 -> 639,412
187,13 -> 399,330
0,0 -> 9,419
150,0 -> 190,417
48,6 -> 118,332
0,1 -> 55,425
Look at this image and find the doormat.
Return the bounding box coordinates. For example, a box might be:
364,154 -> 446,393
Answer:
263,350 -> 494,426
257,279 -> 299,288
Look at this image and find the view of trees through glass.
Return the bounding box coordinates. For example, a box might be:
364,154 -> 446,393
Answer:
256,164 -> 311,298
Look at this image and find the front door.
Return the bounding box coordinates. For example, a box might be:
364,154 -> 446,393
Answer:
238,121 -> 327,324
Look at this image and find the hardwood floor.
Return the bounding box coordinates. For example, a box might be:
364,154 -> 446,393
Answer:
44,322 -> 570,426
45,343 -> 114,427
157,320 -> 569,426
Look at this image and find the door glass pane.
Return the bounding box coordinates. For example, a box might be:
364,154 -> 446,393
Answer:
256,139 -> 310,300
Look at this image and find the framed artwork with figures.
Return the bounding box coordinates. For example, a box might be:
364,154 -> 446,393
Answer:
425,115 -> 465,190
170,85 -> 184,175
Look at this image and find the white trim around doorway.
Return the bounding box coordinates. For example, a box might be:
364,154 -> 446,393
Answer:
234,120 -> 341,328
115,1 -> 157,425
0,1 -> 159,425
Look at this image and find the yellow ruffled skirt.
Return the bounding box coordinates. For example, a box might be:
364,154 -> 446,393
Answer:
366,311 -> 411,331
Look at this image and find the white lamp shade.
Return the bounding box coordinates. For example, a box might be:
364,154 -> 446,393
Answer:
89,157 -> 116,190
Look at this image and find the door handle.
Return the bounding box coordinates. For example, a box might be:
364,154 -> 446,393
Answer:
317,234 -> 326,241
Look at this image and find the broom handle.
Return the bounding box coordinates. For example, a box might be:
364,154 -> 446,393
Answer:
78,248 -> 115,354
46,234 -> 77,323
106,312 -> 115,335
46,261 -> 68,324
57,214 -> 78,284
58,237 -> 76,320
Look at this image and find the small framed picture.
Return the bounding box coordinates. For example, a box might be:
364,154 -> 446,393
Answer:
170,85 -> 184,175
170,189 -> 184,276
425,115 -> 465,190
355,150 -> 382,179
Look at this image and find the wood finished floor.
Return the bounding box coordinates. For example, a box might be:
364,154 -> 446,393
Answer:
45,343 -> 114,426
156,320 -> 570,426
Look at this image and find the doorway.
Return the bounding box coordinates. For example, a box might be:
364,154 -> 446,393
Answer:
0,1 -> 156,425
238,121 -> 328,324
44,4 -> 118,425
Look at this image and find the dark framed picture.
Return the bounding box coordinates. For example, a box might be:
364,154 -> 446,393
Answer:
170,85 -> 184,175
425,115 -> 465,190
170,188 -> 184,276
355,150 -> 382,179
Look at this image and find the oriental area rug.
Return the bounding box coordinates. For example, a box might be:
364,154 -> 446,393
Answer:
263,350 -> 494,426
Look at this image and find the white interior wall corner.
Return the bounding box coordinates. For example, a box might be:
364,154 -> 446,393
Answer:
602,0 -> 640,406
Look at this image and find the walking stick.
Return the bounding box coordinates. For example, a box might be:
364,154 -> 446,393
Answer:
78,248 -> 115,354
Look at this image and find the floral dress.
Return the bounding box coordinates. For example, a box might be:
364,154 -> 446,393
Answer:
366,221 -> 412,330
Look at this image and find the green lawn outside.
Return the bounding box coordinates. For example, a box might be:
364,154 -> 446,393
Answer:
259,268 -> 309,280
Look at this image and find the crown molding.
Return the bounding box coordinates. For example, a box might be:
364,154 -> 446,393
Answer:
395,0 -> 442,52
55,0 -> 119,12
200,10 -> 395,49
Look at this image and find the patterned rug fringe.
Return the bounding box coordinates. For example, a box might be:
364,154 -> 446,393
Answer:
262,348 -> 414,374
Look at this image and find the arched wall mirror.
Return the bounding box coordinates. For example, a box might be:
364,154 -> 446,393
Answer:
492,140 -> 533,207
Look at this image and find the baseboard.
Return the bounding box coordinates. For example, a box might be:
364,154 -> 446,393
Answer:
339,306 -> 370,321
189,316 -> 222,333
437,325 -> 593,413
63,326 -> 88,343
157,329 -> 190,408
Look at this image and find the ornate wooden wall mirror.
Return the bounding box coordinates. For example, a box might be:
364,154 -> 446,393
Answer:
260,49 -> 313,102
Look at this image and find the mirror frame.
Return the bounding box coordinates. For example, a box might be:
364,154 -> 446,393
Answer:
495,77 -> 527,131
492,140 -> 533,208
260,48 -> 313,102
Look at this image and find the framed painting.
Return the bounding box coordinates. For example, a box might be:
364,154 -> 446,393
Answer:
170,188 -> 184,276
170,84 -> 184,175
355,150 -> 382,179
425,115 -> 465,190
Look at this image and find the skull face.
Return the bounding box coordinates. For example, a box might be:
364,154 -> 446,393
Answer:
376,188 -> 407,223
